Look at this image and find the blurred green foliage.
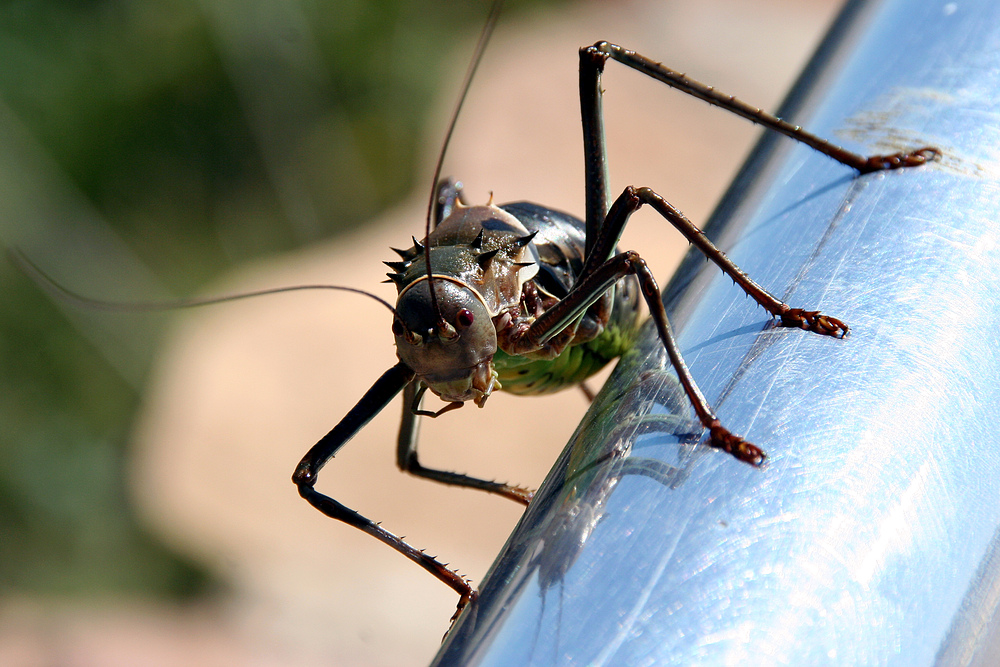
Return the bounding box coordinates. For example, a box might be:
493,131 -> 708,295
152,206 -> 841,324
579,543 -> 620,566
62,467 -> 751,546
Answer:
0,0 -> 564,599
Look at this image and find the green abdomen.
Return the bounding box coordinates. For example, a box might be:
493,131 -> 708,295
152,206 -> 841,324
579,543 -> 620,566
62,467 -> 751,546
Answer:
494,317 -> 638,396
494,201 -> 643,396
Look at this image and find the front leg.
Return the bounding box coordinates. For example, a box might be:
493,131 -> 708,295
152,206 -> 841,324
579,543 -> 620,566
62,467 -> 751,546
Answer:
291,362 -> 478,616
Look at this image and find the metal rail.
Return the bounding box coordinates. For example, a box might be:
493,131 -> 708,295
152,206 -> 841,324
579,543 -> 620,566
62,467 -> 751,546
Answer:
432,0 -> 1000,664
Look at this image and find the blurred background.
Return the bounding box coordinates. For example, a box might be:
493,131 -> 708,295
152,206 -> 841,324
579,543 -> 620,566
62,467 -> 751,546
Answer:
0,0 -> 840,665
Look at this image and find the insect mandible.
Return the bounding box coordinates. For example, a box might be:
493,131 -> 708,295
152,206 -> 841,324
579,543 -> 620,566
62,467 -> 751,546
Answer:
288,2 -> 940,623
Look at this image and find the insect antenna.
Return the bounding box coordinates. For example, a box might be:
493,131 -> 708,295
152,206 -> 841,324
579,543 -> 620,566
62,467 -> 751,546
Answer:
421,0 -> 506,328
8,247 -> 398,316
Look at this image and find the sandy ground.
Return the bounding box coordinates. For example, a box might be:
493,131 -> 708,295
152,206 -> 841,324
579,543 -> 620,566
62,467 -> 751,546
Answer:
3,1 -> 843,665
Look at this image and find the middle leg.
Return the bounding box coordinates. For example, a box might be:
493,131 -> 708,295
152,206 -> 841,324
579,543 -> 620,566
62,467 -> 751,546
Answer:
396,382 -> 535,505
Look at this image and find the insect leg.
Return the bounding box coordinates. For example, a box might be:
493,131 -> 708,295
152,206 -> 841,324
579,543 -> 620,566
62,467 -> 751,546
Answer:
396,381 -> 534,505
434,178 -> 467,227
586,186 -> 848,337
291,361 -> 476,612
506,240 -> 762,465
579,42 -> 939,203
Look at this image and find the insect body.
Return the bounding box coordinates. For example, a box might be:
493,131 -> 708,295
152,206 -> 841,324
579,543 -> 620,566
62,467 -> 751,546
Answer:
391,197 -> 639,403
291,38 -> 938,620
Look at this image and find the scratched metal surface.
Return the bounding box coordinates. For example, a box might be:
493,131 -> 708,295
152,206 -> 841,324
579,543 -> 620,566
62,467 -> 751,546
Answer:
431,0 -> 1000,665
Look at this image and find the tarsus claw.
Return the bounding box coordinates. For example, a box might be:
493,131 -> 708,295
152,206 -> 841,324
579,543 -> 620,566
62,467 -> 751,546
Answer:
451,589 -> 477,623
861,146 -> 940,172
780,308 -> 849,338
444,588 -> 478,641
709,421 -> 765,466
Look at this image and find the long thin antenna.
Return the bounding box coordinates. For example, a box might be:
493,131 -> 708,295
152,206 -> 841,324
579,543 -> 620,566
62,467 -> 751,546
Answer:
422,0 -> 506,326
8,248 -> 397,316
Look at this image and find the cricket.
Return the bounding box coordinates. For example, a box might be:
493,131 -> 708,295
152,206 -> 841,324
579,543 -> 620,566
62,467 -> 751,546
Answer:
10,0 -> 940,636
287,0 -> 939,623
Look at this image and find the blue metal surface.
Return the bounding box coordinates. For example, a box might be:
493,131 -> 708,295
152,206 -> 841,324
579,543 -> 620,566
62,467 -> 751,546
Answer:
432,0 -> 1000,664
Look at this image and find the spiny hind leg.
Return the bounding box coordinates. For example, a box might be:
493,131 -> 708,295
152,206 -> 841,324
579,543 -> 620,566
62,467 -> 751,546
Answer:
579,41 -> 939,185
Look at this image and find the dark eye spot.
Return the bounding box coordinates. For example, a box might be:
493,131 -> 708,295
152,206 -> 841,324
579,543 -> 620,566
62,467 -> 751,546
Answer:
456,308 -> 475,328
391,319 -> 404,336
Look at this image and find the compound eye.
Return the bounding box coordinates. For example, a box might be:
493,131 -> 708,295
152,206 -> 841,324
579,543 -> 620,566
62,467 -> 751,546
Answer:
456,308 -> 475,329
391,319 -> 404,336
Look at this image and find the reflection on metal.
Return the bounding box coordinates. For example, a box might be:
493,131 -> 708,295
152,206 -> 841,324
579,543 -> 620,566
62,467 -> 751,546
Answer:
433,0 -> 1000,664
